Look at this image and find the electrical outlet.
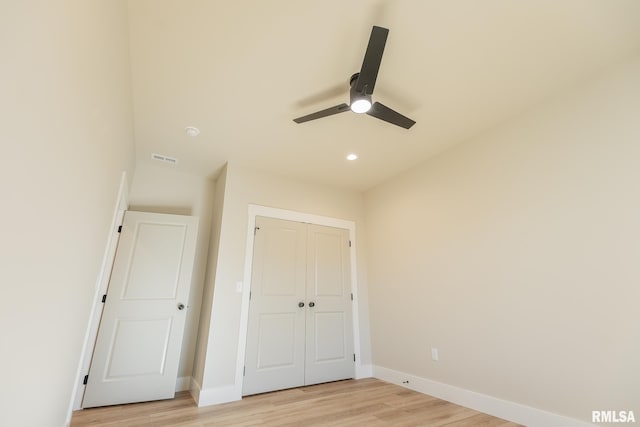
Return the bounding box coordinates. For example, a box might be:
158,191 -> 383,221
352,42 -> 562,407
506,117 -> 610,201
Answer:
431,347 -> 439,361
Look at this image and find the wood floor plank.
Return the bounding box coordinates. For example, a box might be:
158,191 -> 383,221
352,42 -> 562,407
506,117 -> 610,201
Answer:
71,378 -> 522,426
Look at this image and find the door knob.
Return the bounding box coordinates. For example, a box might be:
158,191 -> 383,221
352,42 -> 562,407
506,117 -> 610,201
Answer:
308,302 -> 315,307
298,302 -> 305,308
177,303 -> 185,310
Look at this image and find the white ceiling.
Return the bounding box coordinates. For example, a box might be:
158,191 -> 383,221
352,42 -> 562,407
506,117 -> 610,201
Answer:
127,0 -> 640,191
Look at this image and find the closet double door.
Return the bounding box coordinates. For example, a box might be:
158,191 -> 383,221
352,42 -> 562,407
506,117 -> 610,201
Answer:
243,216 -> 354,396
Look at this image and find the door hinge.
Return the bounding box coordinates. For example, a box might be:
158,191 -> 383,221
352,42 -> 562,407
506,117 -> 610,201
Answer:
254,226 -> 260,235
353,354 -> 356,362
101,294 -> 107,303
243,366 -> 246,376
349,240 -> 352,247
351,293 -> 353,301
249,291 -> 251,300
117,225 -> 122,233
83,375 -> 88,385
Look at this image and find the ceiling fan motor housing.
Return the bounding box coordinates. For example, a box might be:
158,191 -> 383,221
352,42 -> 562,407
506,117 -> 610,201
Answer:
349,73 -> 372,110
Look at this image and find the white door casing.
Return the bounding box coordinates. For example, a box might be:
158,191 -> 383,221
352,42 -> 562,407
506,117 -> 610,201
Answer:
243,217 -> 354,396
83,211 -> 199,408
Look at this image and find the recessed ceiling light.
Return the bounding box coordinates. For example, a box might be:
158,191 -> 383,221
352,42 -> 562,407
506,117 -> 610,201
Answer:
185,126 -> 200,137
346,153 -> 358,161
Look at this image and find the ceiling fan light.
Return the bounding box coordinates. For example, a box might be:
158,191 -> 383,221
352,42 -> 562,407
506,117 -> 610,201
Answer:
350,98 -> 372,114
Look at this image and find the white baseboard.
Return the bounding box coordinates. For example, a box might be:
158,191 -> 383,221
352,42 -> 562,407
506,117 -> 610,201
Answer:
355,363 -> 373,379
176,376 -> 191,392
190,378 -> 241,407
373,365 -> 594,427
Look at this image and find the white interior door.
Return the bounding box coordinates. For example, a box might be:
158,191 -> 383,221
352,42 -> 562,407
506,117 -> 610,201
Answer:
243,217 -> 307,396
243,217 -> 353,396
82,211 -> 198,408
305,224 -> 354,385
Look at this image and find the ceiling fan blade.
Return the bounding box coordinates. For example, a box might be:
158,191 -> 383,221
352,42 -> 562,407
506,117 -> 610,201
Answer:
367,102 -> 415,129
355,26 -> 389,95
293,103 -> 350,124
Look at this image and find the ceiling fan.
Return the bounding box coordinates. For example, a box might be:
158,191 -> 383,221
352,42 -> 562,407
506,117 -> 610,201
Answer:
293,26 -> 415,129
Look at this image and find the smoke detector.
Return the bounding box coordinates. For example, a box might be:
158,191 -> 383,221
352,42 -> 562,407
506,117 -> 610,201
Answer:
185,126 -> 200,137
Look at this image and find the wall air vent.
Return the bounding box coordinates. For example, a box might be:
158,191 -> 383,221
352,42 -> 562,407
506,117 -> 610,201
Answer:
151,153 -> 178,165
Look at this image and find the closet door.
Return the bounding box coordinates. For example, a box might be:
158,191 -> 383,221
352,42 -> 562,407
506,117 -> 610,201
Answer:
243,217 -> 355,396
243,217 -> 307,396
305,224 -> 354,385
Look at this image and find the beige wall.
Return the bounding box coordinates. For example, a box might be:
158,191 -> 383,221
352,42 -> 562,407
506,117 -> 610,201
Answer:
0,1 -> 136,425
364,57 -> 640,422
128,162 -> 215,380
198,164 -> 371,392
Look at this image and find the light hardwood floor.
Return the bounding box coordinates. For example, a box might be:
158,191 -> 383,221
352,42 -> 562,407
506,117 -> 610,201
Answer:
71,378 -> 522,426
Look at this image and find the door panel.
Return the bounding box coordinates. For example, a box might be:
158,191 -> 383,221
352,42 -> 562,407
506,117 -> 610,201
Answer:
83,211 -> 198,408
313,232 -> 345,296
305,224 -> 354,385
256,313 -> 297,369
261,227 -> 299,296
313,312 -> 346,361
243,217 -> 307,395
106,317 -> 172,378
123,223 -> 187,299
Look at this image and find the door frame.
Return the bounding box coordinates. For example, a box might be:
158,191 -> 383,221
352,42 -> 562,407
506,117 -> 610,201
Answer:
235,205 -> 367,395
